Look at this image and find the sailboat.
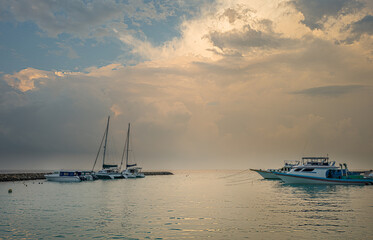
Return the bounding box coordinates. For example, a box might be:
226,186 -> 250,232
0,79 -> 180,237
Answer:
121,123 -> 145,178
93,116 -> 126,180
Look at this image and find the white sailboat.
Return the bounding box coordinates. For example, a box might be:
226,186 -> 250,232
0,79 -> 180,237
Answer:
45,170 -> 95,182
93,116 -> 125,180
121,123 -> 145,178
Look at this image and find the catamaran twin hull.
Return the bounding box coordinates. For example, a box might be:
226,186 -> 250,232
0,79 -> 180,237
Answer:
275,173 -> 373,185
95,174 -> 125,180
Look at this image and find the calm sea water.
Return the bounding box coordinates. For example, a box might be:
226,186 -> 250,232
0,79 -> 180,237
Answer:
1,170 -> 372,239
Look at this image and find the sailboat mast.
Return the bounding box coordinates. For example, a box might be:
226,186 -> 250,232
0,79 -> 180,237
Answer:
91,127 -> 106,172
126,123 -> 130,169
102,116 -> 110,168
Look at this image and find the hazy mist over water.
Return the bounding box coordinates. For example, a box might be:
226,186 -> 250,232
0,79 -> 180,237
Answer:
1,170 -> 372,239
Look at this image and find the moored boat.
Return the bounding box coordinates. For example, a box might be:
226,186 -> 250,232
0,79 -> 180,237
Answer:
122,167 -> 145,178
251,160 -> 300,179
45,170 -> 95,182
95,168 -> 125,179
92,116 -> 125,180
275,157 -> 373,185
120,123 -> 145,179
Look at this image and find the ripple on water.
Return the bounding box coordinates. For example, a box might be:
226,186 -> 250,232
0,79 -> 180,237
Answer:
0,171 -> 372,239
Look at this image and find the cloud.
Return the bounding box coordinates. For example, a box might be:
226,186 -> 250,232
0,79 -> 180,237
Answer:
352,15 -> 373,35
208,22 -> 298,52
290,0 -> 363,29
1,0 -> 373,169
110,104 -> 123,117
0,0 -> 121,37
291,85 -> 367,97
3,68 -> 52,92
0,0 -> 179,38
345,15 -> 373,43
2,45 -> 373,169
114,1 -> 306,61
0,71 -> 111,168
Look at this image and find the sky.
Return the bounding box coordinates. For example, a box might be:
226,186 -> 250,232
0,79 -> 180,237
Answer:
0,0 -> 372,170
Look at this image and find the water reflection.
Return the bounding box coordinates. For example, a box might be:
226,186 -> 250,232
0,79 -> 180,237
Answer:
269,183 -> 363,234
1,171 -> 372,239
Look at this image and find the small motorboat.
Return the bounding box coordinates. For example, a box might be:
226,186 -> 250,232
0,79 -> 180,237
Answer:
45,170 -> 95,182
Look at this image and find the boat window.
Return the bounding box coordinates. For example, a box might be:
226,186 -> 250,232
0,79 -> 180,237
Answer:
294,168 -> 303,171
302,168 -> 315,172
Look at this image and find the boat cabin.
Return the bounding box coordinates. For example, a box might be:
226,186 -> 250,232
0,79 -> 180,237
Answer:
59,171 -> 82,176
280,160 -> 300,172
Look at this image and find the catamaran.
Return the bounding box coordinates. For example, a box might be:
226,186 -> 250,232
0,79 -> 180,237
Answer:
121,123 -> 145,178
250,160 -> 300,179
93,116 -> 125,180
274,157 -> 373,185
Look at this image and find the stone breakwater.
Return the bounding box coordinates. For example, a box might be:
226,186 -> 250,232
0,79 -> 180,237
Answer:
142,171 -> 173,176
0,173 -> 50,182
0,171 -> 173,182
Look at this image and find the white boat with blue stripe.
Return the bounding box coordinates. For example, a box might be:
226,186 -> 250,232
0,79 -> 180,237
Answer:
45,170 -> 95,182
274,157 -> 373,185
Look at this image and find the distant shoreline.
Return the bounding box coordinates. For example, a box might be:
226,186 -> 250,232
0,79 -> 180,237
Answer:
0,171 -> 173,182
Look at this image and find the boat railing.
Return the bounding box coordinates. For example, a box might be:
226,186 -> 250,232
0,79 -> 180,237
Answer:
284,160 -> 300,166
301,157 -> 332,166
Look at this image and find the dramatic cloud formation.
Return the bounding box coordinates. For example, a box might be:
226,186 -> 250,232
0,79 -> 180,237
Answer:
0,0 -> 372,170
291,0 -> 363,29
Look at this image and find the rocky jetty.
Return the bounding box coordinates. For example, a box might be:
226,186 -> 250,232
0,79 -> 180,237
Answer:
0,173 -> 50,182
143,171 -> 173,176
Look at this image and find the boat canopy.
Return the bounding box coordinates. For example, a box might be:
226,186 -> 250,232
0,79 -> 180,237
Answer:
103,164 -> 118,169
127,163 -> 137,168
302,157 -> 329,160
